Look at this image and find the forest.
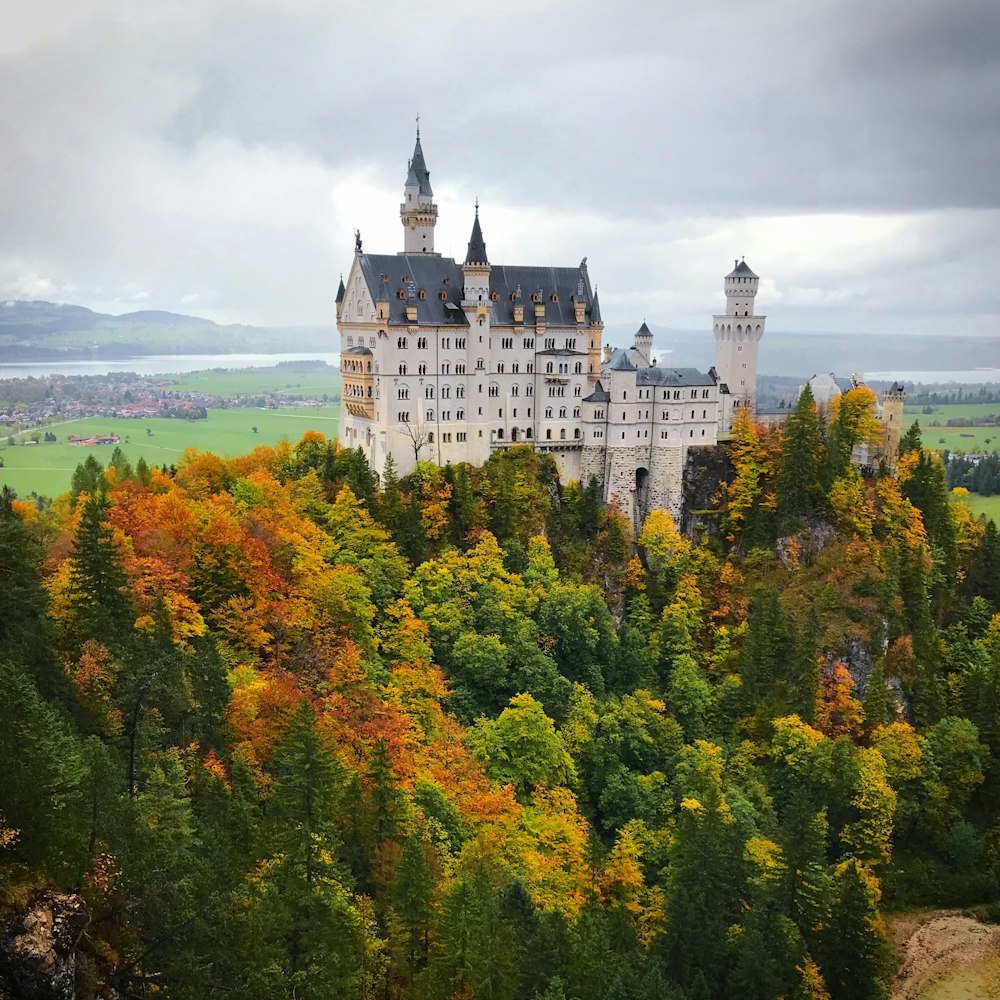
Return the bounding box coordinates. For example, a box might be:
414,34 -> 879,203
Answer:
2,382 -> 999,1000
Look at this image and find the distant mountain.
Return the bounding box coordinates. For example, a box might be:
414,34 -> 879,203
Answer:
0,300 -> 337,361
603,322 -> 1000,381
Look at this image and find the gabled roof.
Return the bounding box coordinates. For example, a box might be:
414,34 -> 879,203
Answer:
465,210 -> 488,265
726,259 -> 758,279
583,379 -> 610,403
636,366 -> 716,387
605,348 -> 636,371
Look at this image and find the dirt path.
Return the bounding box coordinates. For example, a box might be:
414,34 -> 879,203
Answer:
889,910 -> 1000,999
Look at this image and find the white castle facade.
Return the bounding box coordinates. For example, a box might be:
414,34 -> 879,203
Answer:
336,133 -> 766,526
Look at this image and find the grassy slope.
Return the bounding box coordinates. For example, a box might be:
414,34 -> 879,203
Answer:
906,403 -> 1000,454
958,492 -> 1000,524
0,406 -> 340,499
164,366 -> 341,397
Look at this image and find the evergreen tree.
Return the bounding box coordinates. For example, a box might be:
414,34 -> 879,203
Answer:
777,383 -> 825,530
0,487 -> 64,698
818,860 -> 890,1000
253,700 -> 359,998
67,485 -> 134,646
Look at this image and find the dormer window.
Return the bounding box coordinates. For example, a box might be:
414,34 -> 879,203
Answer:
551,293 -> 558,303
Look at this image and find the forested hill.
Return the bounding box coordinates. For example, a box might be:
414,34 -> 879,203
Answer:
0,300 -> 335,360
2,385 -> 999,1000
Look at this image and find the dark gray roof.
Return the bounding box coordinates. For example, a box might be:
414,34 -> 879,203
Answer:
408,137 -> 433,197
583,379 -> 610,403
605,348 -> 636,371
590,289 -> 602,324
636,366 -> 716,387
726,259 -> 758,279
888,381 -> 905,394
343,345 -> 373,355
635,321 -> 652,338
465,210 -> 488,265
356,254 -> 598,328
336,276 -> 345,303
537,348 -> 587,356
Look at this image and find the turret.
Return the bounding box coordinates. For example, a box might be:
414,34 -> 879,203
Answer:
631,321 -> 654,367
462,203 -> 491,327
714,258 -> 766,433
399,124 -> 438,254
880,381 -> 905,473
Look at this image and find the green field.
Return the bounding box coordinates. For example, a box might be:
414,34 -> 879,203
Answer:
906,402 -> 1000,454
165,365 -> 341,398
0,406 -> 339,499
958,491 -> 1000,524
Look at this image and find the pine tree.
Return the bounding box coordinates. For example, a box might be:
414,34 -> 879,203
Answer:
777,383 -> 825,530
67,485 -> 134,646
0,487 -> 64,698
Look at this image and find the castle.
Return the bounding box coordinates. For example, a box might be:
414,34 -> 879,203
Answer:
337,132 -> 902,526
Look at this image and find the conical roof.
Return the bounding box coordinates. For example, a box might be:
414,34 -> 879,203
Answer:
726,258 -> 758,279
590,289 -> 602,324
636,321 -> 652,338
335,275 -> 346,303
465,207 -> 488,265
407,136 -> 433,197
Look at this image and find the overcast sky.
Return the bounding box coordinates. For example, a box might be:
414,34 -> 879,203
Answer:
1,0 -> 998,339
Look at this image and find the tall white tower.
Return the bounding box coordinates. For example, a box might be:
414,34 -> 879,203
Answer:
399,125 -> 438,255
713,259 -> 766,433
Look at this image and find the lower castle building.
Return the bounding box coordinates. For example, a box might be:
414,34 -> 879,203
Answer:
336,131 -> 767,526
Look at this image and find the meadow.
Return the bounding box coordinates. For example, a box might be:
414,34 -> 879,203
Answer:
906,402 -> 1000,454
0,405 -> 339,499
958,491 -> 1000,524
164,365 -> 341,398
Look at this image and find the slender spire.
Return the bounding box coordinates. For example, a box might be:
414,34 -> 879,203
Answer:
590,288 -> 602,324
335,273 -> 345,303
465,204 -> 488,265
408,126 -> 433,197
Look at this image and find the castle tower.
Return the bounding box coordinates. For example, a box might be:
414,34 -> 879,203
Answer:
399,125 -> 438,254
630,321 -> 654,367
714,258 -> 766,433
462,203 -> 491,320
880,381 -> 905,473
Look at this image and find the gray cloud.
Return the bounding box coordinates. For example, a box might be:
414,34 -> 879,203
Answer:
0,0 -> 997,337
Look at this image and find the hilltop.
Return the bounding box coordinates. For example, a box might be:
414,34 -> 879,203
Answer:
0,300 -> 336,361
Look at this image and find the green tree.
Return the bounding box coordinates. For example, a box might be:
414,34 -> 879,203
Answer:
469,693 -> 574,799
777,383 -> 825,530
67,485 -> 134,646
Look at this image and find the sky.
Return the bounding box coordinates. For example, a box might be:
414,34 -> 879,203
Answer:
1,0 -> 998,339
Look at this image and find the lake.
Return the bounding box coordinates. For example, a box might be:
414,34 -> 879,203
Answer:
866,368 -> 1000,385
0,352 -> 342,379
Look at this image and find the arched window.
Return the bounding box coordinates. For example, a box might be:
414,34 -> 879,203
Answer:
426,409 -> 434,421
418,363 -> 427,375
398,363 -> 407,375
560,429 -> 566,439
575,362 -> 582,374
546,362 -> 554,374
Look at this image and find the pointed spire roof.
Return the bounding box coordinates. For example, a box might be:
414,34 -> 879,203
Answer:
464,203 -> 488,265
636,321 -> 652,338
590,289 -> 602,324
726,258 -> 758,279
407,133 -> 433,197
335,274 -> 345,303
